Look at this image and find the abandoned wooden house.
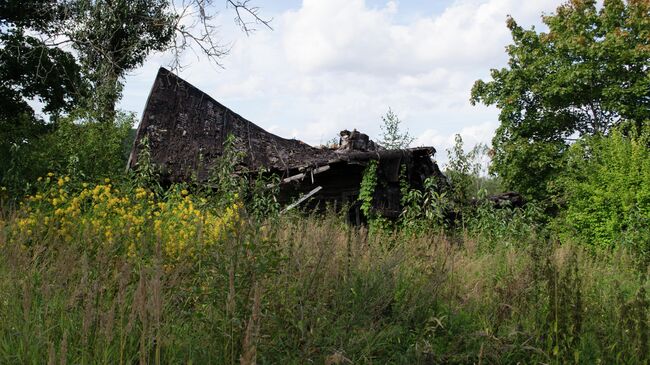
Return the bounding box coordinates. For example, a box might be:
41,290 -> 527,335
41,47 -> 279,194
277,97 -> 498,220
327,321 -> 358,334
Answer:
128,68 -> 448,221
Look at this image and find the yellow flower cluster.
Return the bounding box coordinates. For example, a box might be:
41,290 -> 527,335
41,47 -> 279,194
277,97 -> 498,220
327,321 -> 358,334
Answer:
10,176 -> 241,262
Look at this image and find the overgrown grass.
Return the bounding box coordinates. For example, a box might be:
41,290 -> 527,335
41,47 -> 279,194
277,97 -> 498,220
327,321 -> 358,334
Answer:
0,177 -> 648,364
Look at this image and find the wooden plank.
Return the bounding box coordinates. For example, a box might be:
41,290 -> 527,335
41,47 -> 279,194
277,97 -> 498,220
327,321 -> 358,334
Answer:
281,186 -> 323,213
267,165 -> 331,188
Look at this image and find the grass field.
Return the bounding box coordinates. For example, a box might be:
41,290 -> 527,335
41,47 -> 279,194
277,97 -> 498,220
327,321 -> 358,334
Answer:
0,177 -> 648,364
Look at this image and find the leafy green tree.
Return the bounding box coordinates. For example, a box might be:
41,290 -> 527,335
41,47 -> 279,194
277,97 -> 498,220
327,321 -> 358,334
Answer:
471,0 -> 650,200
1,0 -> 271,122
67,0 -> 176,120
0,0 -> 270,194
378,108 -> 414,149
0,1 -> 87,191
66,0 -> 271,119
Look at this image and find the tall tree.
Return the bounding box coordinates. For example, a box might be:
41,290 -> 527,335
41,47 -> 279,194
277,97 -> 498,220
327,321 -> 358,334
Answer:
0,0 -> 86,187
471,0 -> 650,200
67,0 -> 176,120
1,0 -> 272,123
65,0 -> 271,120
0,0 -> 270,190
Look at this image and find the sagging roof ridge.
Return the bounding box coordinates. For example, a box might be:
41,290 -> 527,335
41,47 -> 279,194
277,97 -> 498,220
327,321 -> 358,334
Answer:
128,67 -> 437,181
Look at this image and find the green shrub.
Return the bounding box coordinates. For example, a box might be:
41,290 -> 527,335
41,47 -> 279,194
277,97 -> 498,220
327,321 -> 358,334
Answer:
0,110 -> 134,198
465,201 -> 544,251
45,110 -> 135,181
558,125 -> 650,258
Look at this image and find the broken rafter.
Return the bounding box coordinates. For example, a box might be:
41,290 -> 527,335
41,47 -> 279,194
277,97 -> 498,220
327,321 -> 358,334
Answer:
281,186 -> 323,214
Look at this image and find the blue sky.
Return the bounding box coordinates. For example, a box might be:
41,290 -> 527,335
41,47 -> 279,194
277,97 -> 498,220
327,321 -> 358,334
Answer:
119,0 -> 560,165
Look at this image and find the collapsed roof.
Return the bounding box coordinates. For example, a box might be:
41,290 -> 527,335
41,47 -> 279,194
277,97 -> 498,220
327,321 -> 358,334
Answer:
128,68 -> 447,218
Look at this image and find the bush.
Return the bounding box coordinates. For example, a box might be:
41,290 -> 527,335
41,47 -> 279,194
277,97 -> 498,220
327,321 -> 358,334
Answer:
0,110 -> 134,199
557,125 -> 650,258
45,111 -> 135,181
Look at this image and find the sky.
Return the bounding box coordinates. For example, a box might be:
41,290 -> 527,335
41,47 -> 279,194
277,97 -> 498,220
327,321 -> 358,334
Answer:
118,0 -> 561,165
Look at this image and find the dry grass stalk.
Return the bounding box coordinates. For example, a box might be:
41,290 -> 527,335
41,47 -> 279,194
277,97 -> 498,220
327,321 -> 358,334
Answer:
47,342 -> 56,365
151,241 -> 163,365
82,279 -> 99,350
59,331 -> 68,365
117,260 -> 131,308
68,254 -> 89,310
102,302 -> 116,344
137,269 -> 148,365
240,282 -> 262,365
324,351 -> 352,365
22,280 -> 31,323
227,262 -> 236,315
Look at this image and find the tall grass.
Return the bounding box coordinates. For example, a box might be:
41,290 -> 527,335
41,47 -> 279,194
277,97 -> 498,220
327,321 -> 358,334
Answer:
0,178 -> 648,364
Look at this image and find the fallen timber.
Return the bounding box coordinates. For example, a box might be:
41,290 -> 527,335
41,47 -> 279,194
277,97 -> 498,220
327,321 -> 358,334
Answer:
128,68 -> 448,222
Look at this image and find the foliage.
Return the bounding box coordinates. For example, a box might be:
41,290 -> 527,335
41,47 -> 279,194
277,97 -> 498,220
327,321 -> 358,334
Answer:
195,134 -> 280,220
46,111 -> 135,180
358,160 -> 391,232
202,134 -> 247,210
247,170 -> 281,221
0,5 -> 87,184
557,124 -> 650,258
358,160 -> 378,219
471,0 -> 650,200
444,134 -> 494,204
0,1 -> 86,123
378,108 -> 415,149
1,111 -> 134,197
0,32 -> 84,122
68,0 -> 177,118
466,201 -> 544,251
1,0 -> 271,121
130,135 -> 163,195
400,170 -> 451,232
11,175 -> 241,262
1,179 -> 648,363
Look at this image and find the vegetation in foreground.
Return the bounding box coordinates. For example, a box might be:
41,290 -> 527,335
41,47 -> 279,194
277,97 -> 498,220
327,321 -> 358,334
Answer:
0,173 -> 648,365
1,0 -> 649,363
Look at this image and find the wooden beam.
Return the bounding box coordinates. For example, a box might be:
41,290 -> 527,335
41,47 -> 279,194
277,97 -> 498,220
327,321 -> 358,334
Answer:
267,165 -> 331,188
281,186 -> 323,214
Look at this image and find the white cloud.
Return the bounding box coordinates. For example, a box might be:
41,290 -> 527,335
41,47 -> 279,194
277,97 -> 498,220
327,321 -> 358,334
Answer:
415,120 -> 498,164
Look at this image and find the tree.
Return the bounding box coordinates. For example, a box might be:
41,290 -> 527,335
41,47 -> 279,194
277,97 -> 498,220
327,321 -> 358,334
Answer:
470,0 -> 650,200
378,108 -> 414,149
0,1 -> 87,190
0,0 -> 271,192
67,0 -> 177,120
1,0 -> 272,122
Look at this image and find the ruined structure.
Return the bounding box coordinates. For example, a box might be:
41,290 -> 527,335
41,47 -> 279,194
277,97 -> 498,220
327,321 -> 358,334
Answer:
128,68 -> 447,221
